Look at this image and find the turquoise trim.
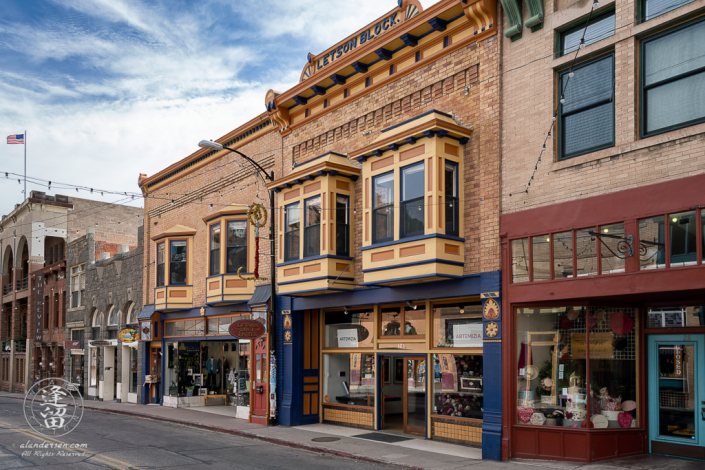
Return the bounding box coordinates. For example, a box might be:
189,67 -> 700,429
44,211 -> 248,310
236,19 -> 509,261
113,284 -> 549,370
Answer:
361,233 -> 465,251
647,334 -> 705,452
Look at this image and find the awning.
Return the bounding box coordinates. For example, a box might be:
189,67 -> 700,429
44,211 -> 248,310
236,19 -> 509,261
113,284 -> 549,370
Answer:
138,304 -> 155,320
248,285 -> 271,307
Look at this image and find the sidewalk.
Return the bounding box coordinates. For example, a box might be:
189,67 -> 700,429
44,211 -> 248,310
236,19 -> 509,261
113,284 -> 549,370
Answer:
1,391 -> 700,470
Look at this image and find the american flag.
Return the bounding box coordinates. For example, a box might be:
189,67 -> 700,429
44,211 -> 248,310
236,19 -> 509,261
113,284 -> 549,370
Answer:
7,134 -> 24,144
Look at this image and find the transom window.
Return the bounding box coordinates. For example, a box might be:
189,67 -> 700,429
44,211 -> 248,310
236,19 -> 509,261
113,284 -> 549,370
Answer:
209,223 -> 220,276
641,0 -> 695,22
156,242 -> 165,287
372,171 -> 394,243
227,220 -> 247,273
285,202 -> 300,262
400,162 -> 425,238
559,54 -> 614,160
304,196 -> 321,258
559,11 -> 615,57
641,19 -> 705,137
169,240 -> 187,285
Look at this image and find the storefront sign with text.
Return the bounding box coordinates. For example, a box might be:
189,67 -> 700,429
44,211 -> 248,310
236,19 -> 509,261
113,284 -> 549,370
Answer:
229,319 -> 266,340
453,324 -> 483,348
571,332 -> 613,359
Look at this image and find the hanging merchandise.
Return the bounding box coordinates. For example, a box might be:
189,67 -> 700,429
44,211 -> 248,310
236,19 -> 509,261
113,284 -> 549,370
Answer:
269,354 -> 277,419
238,203 -> 269,281
610,311 -> 634,335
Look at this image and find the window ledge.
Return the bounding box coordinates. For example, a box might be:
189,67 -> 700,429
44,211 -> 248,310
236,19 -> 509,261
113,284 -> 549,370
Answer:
67,307 -> 85,313
551,123 -> 705,172
361,233 -> 465,251
275,254 -> 354,268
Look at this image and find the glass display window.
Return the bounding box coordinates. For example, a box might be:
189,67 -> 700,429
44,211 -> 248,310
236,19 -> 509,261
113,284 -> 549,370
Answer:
432,354 -> 483,419
511,238 -> 530,283
324,309 -> 374,348
515,306 -> 638,428
380,304 -> 425,338
575,228 -> 598,277
647,306 -> 705,328
599,223 -> 626,274
432,302 -> 482,348
323,353 -> 375,407
639,216 -> 666,270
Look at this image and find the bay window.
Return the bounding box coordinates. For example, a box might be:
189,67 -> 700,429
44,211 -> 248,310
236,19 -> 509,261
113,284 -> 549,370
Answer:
209,223 -> 220,276
400,162 -> 424,238
304,196 -> 321,258
227,220 -> 247,273
372,171 -> 394,243
335,195 -> 350,256
285,202 -> 300,261
169,240 -> 187,285
444,162 -> 459,236
156,242 -> 165,287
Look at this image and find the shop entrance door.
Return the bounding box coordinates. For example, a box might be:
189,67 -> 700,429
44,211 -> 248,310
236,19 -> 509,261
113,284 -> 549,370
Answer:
403,356 -> 426,436
150,346 -> 161,404
648,334 -> 705,460
251,337 -> 268,424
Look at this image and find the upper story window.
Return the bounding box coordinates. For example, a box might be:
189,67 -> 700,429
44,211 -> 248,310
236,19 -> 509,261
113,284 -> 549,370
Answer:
107,306 -> 118,339
91,310 -> 102,340
125,303 -> 137,325
336,195 -> 350,256
170,240 -> 187,285
209,223 -> 220,276
559,54 -> 614,160
400,162 -> 425,238
372,171 -> 394,243
156,242 -> 165,287
227,220 -> 247,273
445,162 -> 459,237
641,0 -> 695,22
641,19 -> 705,137
559,11 -> 615,57
285,202 -> 300,262
70,264 -> 85,308
304,196 -> 321,258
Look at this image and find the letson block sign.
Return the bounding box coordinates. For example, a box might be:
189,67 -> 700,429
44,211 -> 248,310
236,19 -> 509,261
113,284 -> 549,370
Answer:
229,319 -> 266,340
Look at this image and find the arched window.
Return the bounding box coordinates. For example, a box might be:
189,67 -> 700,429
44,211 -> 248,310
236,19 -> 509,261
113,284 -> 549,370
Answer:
91,310 -> 103,340
125,303 -> 137,325
107,306 -> 118,339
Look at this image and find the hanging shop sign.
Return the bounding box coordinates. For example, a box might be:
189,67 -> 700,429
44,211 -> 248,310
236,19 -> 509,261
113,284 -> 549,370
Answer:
64,340 -> 81,350
229,319 -> 266,340
34,274 -> 44,342
118,328 -> 139,343
89,340 -> 112,347
140,321 -> 152,341
571,333 -> 613,359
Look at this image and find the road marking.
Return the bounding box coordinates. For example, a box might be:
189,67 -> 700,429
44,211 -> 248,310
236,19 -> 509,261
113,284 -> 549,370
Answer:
0,421 -> 141,469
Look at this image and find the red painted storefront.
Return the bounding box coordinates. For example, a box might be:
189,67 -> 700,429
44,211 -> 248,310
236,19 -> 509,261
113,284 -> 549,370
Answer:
500,174 -> 705,462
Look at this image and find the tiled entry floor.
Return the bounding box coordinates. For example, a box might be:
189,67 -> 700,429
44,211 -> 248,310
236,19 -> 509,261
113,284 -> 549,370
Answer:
293,423 -> 483,460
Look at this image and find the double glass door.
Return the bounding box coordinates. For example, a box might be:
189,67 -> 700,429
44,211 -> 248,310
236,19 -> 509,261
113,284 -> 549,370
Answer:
648,334 -> 705,459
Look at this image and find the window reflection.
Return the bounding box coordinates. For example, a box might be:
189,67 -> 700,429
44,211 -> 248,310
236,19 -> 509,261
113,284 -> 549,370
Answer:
433,303 -> 482,348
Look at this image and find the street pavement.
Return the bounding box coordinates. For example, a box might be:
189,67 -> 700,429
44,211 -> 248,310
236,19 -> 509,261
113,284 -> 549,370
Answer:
1,393 -> 702,470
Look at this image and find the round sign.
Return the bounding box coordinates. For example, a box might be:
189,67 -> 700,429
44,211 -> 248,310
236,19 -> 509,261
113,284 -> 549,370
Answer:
229,319 -> 266,339
24,378 -> 83,437
324,395 -> 330,403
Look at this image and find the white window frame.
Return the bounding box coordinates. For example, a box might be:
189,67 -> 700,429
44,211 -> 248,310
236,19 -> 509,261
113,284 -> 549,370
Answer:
70,264 -> 85,308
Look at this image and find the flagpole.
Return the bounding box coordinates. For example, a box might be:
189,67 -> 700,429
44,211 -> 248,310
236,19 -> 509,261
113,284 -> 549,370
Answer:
24,130 -> 26,199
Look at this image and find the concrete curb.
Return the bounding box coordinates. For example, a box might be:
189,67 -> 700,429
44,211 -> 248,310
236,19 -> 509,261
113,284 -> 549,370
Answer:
1,394 -> 421,470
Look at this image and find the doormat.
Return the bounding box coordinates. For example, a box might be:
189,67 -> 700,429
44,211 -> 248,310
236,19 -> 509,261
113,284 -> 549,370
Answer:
353,432 -> 413,443
311,437 -> 341,442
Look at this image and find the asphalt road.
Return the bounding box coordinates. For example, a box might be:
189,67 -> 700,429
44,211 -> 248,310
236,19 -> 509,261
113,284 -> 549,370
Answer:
0,397 -> 393,470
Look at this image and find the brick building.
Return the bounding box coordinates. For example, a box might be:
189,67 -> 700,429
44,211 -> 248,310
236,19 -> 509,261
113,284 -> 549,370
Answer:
499,0 -> 705,462
0,191 -> 142,394
138,0 -> 504,458
65,225 -> 144,403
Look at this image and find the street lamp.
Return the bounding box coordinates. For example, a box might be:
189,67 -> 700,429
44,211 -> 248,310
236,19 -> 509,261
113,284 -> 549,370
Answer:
198,139 -> 278,423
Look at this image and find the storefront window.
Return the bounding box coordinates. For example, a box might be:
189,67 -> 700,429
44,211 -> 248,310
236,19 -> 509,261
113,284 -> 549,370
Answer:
639,216 -> 665,270
432,354 -> 483,419
324,309 -> 373,348
323,353 -> 375,407
511,238 -> 529,283
669,211 -> 697,267
576,228 -> 598,277
599,223 -> 625,273
553,231 -> 573,278
89,348 -> 97,387
516,306 -> 637,428
380,305 -> 425,338
164,342 -> 177,397
532,235 -> 550,281
647,306 -> 705,328
165,319 -> 205,338
433,303 -> 482,348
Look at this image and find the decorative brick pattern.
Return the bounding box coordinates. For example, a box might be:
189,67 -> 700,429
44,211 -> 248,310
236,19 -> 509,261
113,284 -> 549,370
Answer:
322,404 -> 374,430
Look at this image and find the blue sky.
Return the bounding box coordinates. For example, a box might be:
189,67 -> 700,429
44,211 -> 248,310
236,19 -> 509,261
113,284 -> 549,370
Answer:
0,0 -> 436,217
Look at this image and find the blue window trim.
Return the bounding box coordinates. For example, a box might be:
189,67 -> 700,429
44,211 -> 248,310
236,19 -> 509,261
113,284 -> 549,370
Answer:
303,195 -> 322,259
400,161 -> 425,239
226,219 -> 248,274
169,239 -> 188,286
444,160 -> 459,236
284,201 -> 300,262
335,194 -> 350,257
209,222 -> 221,276
372,170 -> 395,244
156,241 -> 165,287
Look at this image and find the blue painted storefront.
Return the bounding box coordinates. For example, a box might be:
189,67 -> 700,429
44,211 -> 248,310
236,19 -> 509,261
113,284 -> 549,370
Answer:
275,271 -> 503,460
